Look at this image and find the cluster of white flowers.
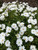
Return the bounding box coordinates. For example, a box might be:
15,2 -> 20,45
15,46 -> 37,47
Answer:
5,26 -> 12,50
0,32 -> 5,44
28,18 -> 37,25
0,26 -> 12,50
23,36 -> 34,42
5,40 -> 12,50
21,6 -> 37,17
0,1 -> 38,50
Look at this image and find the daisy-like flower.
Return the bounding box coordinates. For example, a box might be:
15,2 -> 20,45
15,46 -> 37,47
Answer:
22,36 -> 28,42
18,22 -> 24,27
5,32 -> 10,37
35,30 -> 38,36
17,21 -> 20,25
18,4 -> 25,12
16,34 -> 21,38
7,48 -> 12,50
1,32 -> 5,38
30,45 -> 37,50
28,18 -> 33,23
19,46 -> 26,50
16,38 -> 22,46
28,36 -> 34,42
4,12 -> 8,17
21,12 -> 29,17
27,24 -> 32,28
14,27 -> 18,31
20,26 -> 26,32
29,16 -> 33,19
19,31 -> 24,35
1,24 -> 5,30
0,15 -> 5,21
11,23 -> 18,30
5,40 -> 11,47
2,11 -> 8,17
2,2 -> 7,9
31,19 -> 37,25
11,23 -> 17,28
26,6 -> 31,11
6,26 -> 12,33
31,29 -> 36,34
0,37 -> 5,44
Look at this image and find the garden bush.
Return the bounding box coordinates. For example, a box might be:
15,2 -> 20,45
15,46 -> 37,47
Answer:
0,1 -> 38,50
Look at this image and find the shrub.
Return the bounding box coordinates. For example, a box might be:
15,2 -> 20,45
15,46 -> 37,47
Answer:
0,1 -> 38,50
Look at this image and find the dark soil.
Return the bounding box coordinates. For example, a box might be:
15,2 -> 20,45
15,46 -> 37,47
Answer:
0,0 -> 38,7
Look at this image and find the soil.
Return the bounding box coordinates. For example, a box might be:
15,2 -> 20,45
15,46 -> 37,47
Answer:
0,0 -> 38,7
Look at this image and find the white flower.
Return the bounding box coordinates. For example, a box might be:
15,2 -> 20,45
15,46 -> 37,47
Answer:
31,19 -> 37,25
0,32 -> 5,44
11,23 -> 18,31
35,30 -> 38,36
19,31 -> 24,35
19,46 -> 26,50
27,24 -> 32,28
21,13 -> 29,17
0,8 -> 3,12
18,22 -> 24,27
2,11 -> 8,17
28,18 -> 33,23
6,26 -> 12,33
26,6 -> 31,11
34,7 -> 37,11
22,36 -> 28,42
4,12 -> 8,17
16,34 -> 21,38
2,2 -> 7,9
5,32 -> 10,37
28,36 -> 34,42
31,29 -> 36,34
0,15 -> 5,21
18,4 -> 25,12
17,21 -> 20,25
12,1 -> 16,4
30,45 -> 37,50
0,24 -> 2,27
16,38 -> 22,46
1,32 -> 5,37
23,2 -> 28,6
5,40 -> 11,47
11,23 -> 18,29
20,26 -> 26,32
0,37 -> 5,44
7,4 -> 17,10
29,12 -> 31,15
31,13 -> 35,16
18,8 -> 23,12
7,48 -> 12,50
1,24 -> 5,30
14,27 -> 18,31
29,16 -> 33,19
